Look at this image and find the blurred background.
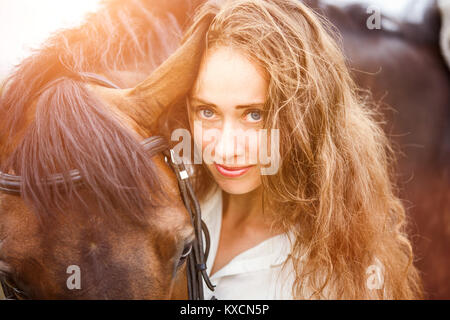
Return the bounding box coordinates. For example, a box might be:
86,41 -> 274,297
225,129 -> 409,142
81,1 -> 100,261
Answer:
0,0 -> 423,79
0,0 -> 101,79
0,0 -> 448,299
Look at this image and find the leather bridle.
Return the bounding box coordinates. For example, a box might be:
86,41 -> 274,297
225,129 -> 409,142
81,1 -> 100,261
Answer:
0,73 -> 215,300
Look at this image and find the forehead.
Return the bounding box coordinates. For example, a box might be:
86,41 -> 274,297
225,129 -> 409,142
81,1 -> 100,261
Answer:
192,46 -> 269,107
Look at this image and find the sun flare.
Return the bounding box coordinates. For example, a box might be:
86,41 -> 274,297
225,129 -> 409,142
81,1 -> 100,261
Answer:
0,0 -> 102,79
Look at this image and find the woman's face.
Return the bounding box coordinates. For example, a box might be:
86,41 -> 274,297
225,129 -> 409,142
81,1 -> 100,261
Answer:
188,45 -> 269,195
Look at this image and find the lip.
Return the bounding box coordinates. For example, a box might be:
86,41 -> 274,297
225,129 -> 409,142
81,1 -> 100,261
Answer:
214,163 -> 255,178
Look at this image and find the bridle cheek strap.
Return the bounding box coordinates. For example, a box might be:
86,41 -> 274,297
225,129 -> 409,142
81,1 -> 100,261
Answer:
162,148 -> 215,300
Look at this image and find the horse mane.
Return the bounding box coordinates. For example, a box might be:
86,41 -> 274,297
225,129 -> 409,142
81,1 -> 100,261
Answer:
0,0 -> 185,223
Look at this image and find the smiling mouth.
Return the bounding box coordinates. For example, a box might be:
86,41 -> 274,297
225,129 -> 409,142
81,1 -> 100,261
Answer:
214,163 -> 255,178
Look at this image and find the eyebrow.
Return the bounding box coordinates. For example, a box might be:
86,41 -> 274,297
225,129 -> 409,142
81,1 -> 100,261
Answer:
189,97 -> 265,110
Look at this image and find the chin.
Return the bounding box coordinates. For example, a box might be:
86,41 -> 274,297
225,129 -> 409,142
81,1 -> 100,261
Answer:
218,182 -> 260,195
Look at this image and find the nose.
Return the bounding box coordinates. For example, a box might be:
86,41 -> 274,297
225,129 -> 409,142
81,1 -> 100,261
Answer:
213,121 -> 246,165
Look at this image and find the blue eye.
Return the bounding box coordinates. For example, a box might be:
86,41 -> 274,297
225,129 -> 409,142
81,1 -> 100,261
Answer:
200,109 -> 214,119
251,111 -> 261,120
246,110 -> 263,122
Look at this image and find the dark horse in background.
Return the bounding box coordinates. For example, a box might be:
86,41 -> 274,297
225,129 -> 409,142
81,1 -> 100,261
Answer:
304,0 -> 450,299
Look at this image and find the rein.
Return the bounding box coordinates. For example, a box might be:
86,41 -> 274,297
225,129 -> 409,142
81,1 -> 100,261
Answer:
0,73 -> 215,300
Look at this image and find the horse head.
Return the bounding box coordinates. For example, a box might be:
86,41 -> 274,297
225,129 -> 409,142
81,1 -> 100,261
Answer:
0,0 -> 210,299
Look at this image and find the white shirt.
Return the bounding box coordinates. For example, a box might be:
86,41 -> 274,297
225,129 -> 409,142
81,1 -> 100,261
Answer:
198,186 -> 387,300
200,187 -> 296,300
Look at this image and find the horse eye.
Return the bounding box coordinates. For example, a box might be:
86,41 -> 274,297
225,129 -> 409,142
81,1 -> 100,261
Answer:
177,241 -> 193,269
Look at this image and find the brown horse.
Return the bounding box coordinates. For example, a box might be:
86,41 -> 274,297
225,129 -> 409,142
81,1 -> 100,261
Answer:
303,0 -> 450,299
0,0 -> 209,299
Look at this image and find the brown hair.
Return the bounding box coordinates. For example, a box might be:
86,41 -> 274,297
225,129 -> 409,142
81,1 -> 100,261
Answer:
158,0 -> 423,299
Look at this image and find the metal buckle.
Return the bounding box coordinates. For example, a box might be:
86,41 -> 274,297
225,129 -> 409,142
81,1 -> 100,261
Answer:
165,149 -> 189,180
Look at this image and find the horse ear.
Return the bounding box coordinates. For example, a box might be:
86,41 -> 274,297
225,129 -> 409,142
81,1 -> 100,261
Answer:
125,13 -> 214,129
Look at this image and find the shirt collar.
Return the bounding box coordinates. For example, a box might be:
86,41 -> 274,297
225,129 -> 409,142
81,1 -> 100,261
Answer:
200,187 -> 293,279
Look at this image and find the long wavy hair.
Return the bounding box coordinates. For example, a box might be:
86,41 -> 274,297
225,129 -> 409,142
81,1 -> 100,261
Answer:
157,0 -> 423,299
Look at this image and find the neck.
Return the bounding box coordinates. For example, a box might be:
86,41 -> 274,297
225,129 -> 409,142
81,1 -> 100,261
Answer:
222,186 -> 266,226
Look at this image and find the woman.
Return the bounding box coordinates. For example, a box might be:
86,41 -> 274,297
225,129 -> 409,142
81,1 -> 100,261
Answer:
157,0 -> 423,299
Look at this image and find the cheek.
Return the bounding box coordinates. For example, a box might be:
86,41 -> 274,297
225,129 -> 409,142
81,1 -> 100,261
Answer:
189,116 -> 206,158
191,121 -> 222,158
238,129 -> 262,165
191,120 -> 203,150
192,121 -> 215,154
249,131 -> 261,163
